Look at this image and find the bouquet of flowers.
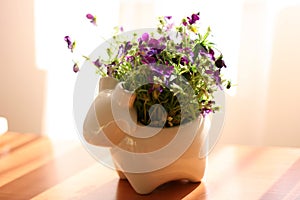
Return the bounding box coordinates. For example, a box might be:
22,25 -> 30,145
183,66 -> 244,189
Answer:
65,12 -> 231,128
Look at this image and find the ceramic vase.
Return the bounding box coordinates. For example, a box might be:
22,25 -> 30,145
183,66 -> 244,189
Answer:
83,77 -> 208,194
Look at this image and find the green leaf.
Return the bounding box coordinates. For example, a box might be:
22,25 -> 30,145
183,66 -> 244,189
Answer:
193,43 -> 203,61
202,26 -> 211,42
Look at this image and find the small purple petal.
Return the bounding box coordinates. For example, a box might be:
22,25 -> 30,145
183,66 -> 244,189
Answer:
126,56 -> 135,65
150,65 -> 174,78
86,14 -> 94,19
215,59 -> 226,68
143,56 -> 156,63
165,16 -> 172,20
117,44 -> 124,58
187,13 -> 200,25
148,38 -> 159,47
93,59 -> 101,68
191,13 -> 200,21
73,63 -> 79,73
64,36 -> 70,42
148,39 -> 166,50
205,70 -> 213,74
141,33 -> 149,42
64,36 -> 75,52
209,48 -> 215,61
124,41 -> 132,53
180,57 -> 189,65
64,36 -> 71,46
86,13 -> 96,25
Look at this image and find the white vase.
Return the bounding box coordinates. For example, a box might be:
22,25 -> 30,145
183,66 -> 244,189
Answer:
83,77 -> 208,194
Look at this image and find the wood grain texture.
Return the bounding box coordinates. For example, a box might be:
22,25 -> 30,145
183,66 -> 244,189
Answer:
1,132 -> 300,200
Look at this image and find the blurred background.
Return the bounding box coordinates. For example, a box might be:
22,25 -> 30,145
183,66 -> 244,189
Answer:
0,0 -> 300,147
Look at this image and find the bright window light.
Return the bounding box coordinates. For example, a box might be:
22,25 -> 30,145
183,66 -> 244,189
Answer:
34,0 -> 120,139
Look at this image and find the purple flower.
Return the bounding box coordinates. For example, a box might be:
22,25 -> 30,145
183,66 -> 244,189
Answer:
150,65 -> 174,78
187,13 -> 200,25
117,44 -> 124,58
86,13 -> 97,26
142,56 -> 157,64
213,70 -> 221,86
64,36 -> 75,52
126,56 -> 135,66
117,42 -> 132,58
141,33 -> 149,42
205,69 -> 213,74
93,58 -> 101,68
198,48 -> 216,62
165,16 -> 172,20
126,55 -> 134,62
124,41 -> 132,53
148,38 -> 160,48
148,38 -> 166,50
201,108 -> 212,116
73,63 -> 79,73
147,48 -> 161,57
206,67 -> 222,88
180,56 -> 189,65
215,58 -> 227,68
209,48 -> 215,61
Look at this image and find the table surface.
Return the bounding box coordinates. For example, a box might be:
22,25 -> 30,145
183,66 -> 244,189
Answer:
1,132 -> 300,200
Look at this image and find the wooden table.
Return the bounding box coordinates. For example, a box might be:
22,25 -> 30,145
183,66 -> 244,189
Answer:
1,132 -> 300,200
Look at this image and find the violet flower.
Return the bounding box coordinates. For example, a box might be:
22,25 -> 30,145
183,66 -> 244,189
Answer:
142,56 -> 157,64
147,38 -> 166,50
187,13 -> 200,25
73,63 -> 79,73
150,65 -> 174,78
126,55 -> 134,62
141,33 -> 149,42
93,58 -> 101,68
117,42 -> 132,58
86,13 -> 97,26
124,41 -> 132,54
213,70 -> 222,87
209,48 -> 215,61
180,57 -> 189,65
117,44 -> 124,58
201,108 -> 212,116
215,58 -> 227,69
64,36 -> 75,52
148,38 -> 160,48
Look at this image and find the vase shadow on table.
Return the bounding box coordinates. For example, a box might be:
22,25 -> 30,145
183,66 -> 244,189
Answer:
115,179 -> 201,200
79,178 -> 205,200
